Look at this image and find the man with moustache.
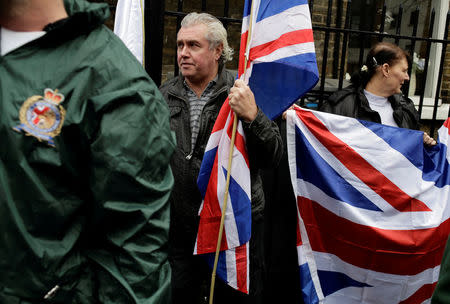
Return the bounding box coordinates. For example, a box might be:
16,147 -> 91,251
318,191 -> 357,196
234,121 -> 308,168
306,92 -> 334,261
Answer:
160,12 -> 282,304
0,0 -> 175,303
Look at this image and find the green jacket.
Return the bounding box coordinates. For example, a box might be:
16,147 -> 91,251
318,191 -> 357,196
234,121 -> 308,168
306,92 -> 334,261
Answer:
432,236 -> 450,303
0,1 -> 175,303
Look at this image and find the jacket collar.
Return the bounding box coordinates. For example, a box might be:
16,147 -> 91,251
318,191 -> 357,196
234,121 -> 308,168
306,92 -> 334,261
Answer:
356,86 -> 376,113
356,86 -> 405,111
168,64 -> 231,99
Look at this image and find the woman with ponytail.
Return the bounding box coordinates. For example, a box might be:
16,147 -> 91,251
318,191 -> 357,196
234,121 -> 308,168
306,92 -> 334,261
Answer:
320,42 -> 436,145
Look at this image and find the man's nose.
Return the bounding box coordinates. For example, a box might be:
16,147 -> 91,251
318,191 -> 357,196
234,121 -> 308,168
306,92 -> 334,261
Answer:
405,73 -> 410,81
179,45 -> 189,57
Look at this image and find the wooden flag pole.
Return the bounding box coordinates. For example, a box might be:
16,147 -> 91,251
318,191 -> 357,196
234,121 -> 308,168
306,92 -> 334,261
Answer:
208,115 -> 238,304
209,1 -> 255,303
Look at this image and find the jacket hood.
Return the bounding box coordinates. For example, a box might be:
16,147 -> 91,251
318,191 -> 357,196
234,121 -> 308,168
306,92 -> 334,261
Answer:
42,0 -> 109,41
64,0 -> 109,23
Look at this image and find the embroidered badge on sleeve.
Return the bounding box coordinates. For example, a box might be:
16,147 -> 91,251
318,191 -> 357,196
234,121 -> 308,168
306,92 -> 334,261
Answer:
13,88 -> 66,147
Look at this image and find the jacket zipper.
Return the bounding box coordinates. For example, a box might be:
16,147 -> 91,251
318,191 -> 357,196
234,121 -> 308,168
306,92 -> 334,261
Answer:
44,284 -> 60,300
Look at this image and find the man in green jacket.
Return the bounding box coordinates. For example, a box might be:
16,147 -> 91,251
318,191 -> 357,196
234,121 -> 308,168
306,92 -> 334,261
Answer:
0,0 -> 175,303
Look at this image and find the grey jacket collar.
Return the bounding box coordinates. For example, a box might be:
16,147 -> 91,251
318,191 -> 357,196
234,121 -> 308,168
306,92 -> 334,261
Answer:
166,65 -> 234,101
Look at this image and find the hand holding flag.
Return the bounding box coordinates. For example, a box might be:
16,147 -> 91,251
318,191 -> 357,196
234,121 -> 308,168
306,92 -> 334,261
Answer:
228,79 -> 258,122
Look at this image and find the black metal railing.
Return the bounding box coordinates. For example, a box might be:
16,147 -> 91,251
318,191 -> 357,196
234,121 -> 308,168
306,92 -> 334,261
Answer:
109,0 -> 449,135
308,1 -> 449,136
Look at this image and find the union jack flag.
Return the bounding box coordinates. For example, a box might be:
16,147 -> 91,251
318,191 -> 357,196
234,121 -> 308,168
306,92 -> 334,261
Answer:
286,108 -> 450,304
195,100 -> 252,293
240,0 -> 319,119
195,0 -> 318,293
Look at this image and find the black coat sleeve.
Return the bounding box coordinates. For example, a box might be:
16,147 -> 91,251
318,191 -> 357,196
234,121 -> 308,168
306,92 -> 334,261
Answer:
242,108 -> 283,170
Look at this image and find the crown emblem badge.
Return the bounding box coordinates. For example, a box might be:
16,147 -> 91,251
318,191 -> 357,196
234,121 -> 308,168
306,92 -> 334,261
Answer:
13,88 -> 66,147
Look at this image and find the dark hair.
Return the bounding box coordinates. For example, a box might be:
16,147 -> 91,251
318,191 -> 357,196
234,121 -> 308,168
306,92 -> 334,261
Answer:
351,42 -> 411,88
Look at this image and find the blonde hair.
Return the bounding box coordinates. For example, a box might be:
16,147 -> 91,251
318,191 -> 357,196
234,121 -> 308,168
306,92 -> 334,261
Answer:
181,12 -> 233,65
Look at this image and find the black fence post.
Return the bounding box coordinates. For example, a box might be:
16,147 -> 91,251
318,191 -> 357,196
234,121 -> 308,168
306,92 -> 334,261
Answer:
145,0 -> 165,86
332,0 -> 343,78
430,12 -> 450,135
378,4 -> 386,42
318,0 -> 334,107
338,0 -> 352,90
418,10 -> 435,119
404,7 -> 419,98
394,5 -> 403,45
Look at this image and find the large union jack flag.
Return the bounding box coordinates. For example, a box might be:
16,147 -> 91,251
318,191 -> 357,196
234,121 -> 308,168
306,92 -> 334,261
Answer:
286,108 -> 450,304
195,0 -> 318,293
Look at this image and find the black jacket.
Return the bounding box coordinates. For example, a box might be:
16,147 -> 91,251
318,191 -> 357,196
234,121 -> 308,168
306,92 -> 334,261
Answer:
319,85 -> 420,130
160,67 -> 283,254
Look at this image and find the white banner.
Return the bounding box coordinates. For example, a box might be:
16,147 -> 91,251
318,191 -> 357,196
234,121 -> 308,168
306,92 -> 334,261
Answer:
113,0 -> 145,65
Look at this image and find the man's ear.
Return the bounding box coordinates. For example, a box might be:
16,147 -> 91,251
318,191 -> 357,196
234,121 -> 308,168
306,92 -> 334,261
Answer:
215,44 -> 223,61
382,63 -> 390,77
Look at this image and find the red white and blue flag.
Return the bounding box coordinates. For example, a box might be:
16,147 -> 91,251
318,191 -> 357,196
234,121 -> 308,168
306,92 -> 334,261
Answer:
286,108 -> 450,304
195,100 -> 252,293
195,0 -> 318,293
240,0 -> 319,119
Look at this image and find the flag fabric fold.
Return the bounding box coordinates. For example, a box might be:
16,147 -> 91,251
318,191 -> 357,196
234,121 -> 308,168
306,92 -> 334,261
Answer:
287,108 -> 450,304
113,0 -> 145,65
195,101 -> 252,256
195,0 -> 318,293
195,99 -> 252,294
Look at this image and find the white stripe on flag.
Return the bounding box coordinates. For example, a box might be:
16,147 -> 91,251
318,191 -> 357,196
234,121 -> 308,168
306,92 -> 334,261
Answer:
241,15 -> 250,35
225,248 -> 238,289
295,178 -> 443,230
312,251 -> 440,304
252,42 -> 316,63
287,110 -> 325,301
216,116 -> 251,197
251,4 -> 313,47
